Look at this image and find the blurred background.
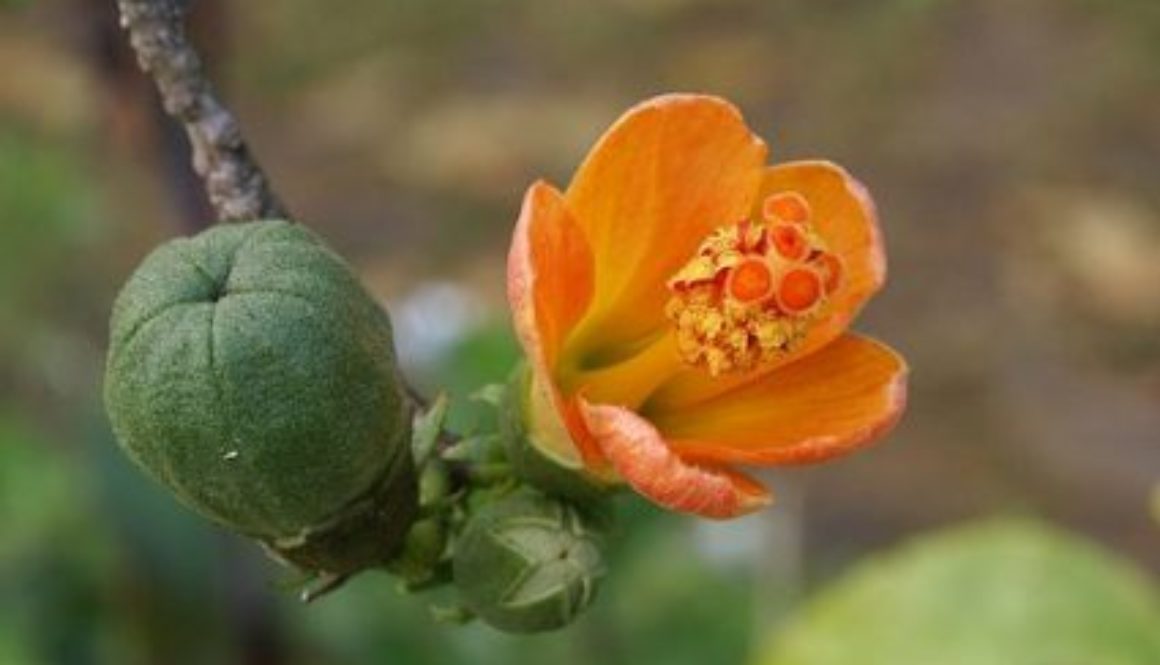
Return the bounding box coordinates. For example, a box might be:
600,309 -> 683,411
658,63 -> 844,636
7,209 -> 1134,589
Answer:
2,0 -> 1159,663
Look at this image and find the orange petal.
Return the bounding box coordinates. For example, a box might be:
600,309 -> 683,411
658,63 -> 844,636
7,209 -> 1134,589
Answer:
568,330 -> 684,411
507,180 -> 595,378
649,334 -> 907,465
580,400 -> 773,519
564,94 -> 767,367
508,182 -> 600,466
649,160 -> 886,409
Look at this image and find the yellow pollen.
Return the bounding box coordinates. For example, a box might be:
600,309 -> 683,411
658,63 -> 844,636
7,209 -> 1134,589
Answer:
665,209 -> 837,376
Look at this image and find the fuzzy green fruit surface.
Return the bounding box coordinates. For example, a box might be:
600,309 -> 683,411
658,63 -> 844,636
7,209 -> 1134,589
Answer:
104,220 -> 415,574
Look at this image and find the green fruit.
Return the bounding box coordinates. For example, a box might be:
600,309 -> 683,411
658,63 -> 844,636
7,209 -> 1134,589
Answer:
453,488 -> 608,633
104,220 -> 416,575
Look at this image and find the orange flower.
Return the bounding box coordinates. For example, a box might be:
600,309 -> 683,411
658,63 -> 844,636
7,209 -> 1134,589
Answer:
507,94 -> 907,519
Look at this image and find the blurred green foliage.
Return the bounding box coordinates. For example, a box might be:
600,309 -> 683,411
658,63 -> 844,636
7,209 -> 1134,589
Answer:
0,414 -> 117,665
0,130 -> 97,331
759,520 -> 1160,665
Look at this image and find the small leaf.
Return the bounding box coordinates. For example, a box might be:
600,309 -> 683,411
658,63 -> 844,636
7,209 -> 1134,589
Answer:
412,393 -> 450,467
470,383 -> 507,408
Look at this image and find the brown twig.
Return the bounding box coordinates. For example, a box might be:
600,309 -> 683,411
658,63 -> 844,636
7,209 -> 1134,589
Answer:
114,0 -> 440,426
115,0 -> 288,222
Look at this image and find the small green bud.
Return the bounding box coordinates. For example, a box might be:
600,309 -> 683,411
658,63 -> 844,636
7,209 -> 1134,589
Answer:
418,458 -> 452,507
383,517 -> 448,586
104,220 -> 416,575
452,488 -> 608,633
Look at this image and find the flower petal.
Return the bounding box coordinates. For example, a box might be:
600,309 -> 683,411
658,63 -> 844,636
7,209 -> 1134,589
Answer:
508,180 -> 595,378
648,160 -> 886,409
508,182 -> 598,467
580,399 -> 773,518
564,94 -> 767,367
650,334 -> 907,465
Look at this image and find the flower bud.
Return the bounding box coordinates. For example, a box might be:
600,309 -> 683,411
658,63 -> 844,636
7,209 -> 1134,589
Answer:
452,488 -> 608,633
104,220 -> 416,575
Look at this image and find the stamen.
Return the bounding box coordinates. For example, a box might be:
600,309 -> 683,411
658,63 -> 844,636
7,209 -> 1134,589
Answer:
727,259 -> 774,302
771,224 -> 808,260
816,252 -> 843,293
777,268 -> 823,313
665,198 -> 836,376
762,192 -> 811,224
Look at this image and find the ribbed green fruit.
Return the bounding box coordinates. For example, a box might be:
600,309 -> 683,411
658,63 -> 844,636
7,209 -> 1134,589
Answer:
453,488 -> 608,633
104,220 -> 416,575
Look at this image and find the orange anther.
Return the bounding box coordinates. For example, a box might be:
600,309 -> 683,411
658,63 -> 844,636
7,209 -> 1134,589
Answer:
777,268 -> 822,313
771,224 -> 808,261
763,192 -> 811,224
817,252 -> 843,293
727,259 -> 774,303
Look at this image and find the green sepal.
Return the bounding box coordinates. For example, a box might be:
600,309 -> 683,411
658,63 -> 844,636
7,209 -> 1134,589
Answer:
500,365 -> 612,505
452,488 -> 609,633
383,517 -> 448,586
383,459 -> 452,585
411,393 -> 450,468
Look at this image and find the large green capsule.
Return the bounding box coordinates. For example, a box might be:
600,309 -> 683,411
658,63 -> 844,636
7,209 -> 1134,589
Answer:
104,220 -> 416,575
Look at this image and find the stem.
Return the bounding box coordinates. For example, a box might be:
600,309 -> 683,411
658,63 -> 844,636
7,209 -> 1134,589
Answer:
115,0 -> 288,222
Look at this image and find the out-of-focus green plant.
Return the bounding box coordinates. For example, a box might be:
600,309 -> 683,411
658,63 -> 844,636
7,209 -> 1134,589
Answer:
756,519 -> 1160,665
0,130 -> 97,335
0,415 -> 125,665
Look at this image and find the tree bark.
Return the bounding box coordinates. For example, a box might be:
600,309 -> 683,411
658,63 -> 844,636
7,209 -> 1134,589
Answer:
115,0 -> 288,222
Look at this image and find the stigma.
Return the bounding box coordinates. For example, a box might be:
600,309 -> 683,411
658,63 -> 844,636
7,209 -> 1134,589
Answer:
665,192 -> 843,376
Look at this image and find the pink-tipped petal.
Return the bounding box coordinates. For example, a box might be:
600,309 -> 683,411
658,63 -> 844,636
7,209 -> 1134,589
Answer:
653,334 -> 908,466
580,400 -> 772,519
508,181 -> 601,466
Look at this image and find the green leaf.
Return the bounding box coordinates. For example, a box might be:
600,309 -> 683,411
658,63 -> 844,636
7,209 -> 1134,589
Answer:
758,519 -> 1160,665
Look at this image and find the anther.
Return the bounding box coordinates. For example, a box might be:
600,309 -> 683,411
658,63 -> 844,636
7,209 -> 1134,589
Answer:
816,252 -> 843,293
762,192 -> 811,224
727,259 -> 774,303
771,224 -> 808,261
776,268 -> 823,313
665,211 -> 836,376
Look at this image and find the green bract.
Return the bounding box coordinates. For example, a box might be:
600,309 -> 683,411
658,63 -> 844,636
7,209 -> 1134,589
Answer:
104,220 -> 416,575
453,488 -> 608,633
502,365 -> 610,505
